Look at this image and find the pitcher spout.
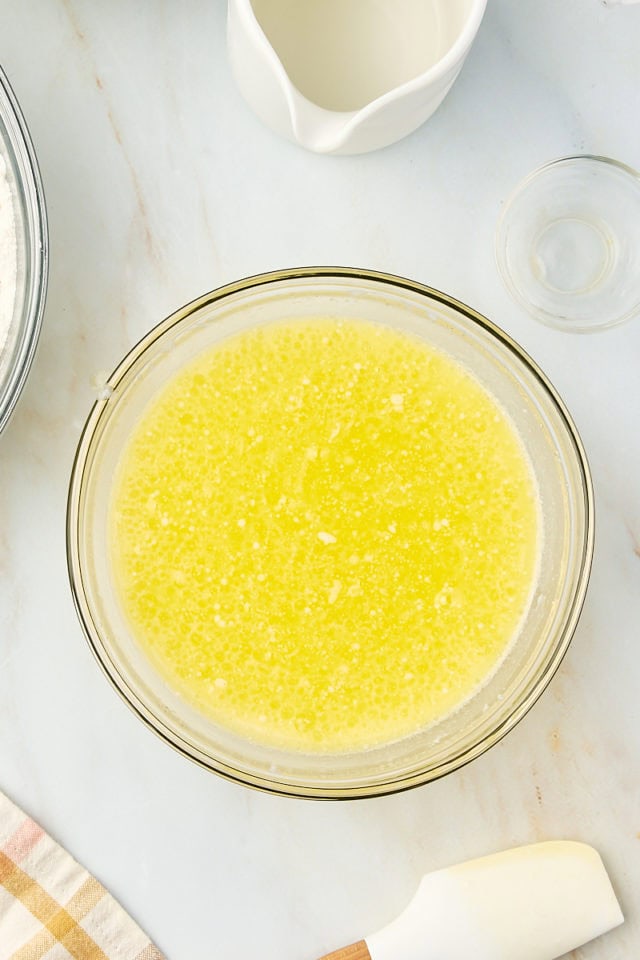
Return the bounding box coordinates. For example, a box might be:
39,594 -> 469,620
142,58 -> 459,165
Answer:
228,0 -> 372,155
287,91 -> 359,155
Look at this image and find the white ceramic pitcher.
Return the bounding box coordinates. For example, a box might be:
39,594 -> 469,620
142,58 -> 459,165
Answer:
227,0 -> 488,155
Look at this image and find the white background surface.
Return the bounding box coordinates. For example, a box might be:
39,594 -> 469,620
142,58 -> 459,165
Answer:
1,1 -> 639,957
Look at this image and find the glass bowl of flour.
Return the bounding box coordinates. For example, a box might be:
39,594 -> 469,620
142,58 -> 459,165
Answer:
0,65 -> 47,435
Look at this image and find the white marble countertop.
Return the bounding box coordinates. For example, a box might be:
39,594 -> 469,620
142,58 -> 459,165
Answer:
1,1 -> 639,957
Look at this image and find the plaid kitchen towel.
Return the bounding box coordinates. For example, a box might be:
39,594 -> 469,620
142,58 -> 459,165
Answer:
0,790 -> 165,960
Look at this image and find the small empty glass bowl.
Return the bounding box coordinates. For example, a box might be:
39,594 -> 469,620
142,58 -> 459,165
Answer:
68,269 -> 594,798
0,66 -> 48,434
496,156 -> 640,333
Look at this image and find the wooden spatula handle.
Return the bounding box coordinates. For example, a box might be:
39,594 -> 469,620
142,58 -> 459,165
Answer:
317,941 -> 371,960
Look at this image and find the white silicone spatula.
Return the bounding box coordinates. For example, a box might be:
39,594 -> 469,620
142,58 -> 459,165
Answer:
318,842 -> 623,960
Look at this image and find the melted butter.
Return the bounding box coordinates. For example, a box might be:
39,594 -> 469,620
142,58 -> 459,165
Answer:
110,318 -> 539,752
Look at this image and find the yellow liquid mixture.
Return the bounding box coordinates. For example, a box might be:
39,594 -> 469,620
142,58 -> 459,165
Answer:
110,318 -> 539,751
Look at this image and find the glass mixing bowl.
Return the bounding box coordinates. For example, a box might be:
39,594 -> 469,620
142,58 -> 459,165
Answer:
67,268 -> 593,798
0,65 -> 48,434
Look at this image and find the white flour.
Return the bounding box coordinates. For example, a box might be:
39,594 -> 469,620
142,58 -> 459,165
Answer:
0,151 -> 17,356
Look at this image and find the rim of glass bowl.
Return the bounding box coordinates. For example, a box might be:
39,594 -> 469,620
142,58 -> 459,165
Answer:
0,65 -> 49,434
67,267 -> 594,799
